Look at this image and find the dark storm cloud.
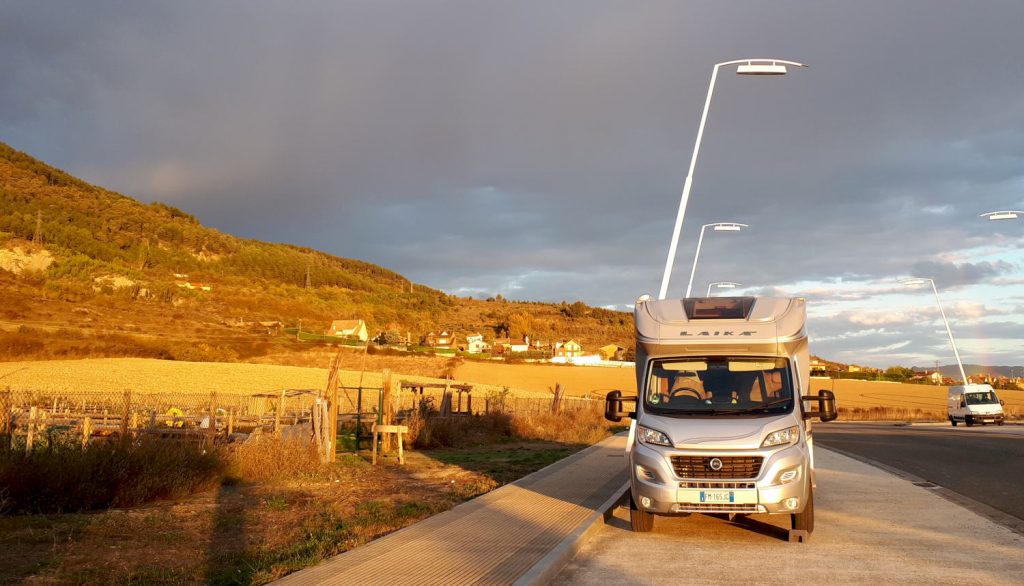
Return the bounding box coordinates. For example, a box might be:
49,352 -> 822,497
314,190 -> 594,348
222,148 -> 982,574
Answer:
3,0 -> 1024,310
910,260 -> 1014,289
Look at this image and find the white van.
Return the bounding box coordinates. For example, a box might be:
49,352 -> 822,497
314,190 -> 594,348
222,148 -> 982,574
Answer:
605,296 -> 836,542
948,384 -> 1004,426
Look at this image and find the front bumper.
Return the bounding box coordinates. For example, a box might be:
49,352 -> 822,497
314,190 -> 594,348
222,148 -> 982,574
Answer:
629,441 -> 810,516
966,413 -> 1004,424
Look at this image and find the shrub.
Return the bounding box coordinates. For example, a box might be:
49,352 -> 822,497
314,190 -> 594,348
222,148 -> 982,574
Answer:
510,409 -> 612,445
409,413 -> 514,449
227,433 -> 321,482
0,437 -> 225,514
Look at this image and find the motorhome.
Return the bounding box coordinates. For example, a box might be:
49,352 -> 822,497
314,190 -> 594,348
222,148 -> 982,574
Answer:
605,296 -> 836,542
947,384 -> 1005,426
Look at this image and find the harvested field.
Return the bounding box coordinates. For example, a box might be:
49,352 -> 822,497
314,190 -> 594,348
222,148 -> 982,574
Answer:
453,361 -> 634,397
0,358 -> 552,399
809,378 -> 1024,419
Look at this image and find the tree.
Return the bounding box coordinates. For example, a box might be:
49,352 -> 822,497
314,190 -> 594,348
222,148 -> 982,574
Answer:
884,366 -> 914,382
507,311 -> 533,338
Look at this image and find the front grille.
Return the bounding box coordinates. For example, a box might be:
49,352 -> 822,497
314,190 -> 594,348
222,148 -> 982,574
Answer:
679,481 -> 756,490
673,503 -> 760,513
671,455 -> 763,479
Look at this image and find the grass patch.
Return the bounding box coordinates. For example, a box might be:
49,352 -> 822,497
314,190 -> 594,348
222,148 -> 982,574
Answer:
426,443 -> 577,484
210,498 -> 444,585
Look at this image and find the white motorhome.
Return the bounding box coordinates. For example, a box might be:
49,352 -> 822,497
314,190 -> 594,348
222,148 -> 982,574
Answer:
605,296 -> 836,542
947,384 -> 1005,426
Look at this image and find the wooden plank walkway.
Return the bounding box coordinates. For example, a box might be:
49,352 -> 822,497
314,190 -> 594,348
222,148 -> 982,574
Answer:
274,434 -> 628,586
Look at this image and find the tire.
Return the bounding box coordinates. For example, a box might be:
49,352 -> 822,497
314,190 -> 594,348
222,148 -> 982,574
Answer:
965,418 -> 974,427
630,496 -> 655,532
998,420 -> 1005,426
950,417 -> 957,427
791,488 -> 814,534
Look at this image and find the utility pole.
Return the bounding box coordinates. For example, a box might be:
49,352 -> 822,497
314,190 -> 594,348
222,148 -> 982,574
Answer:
297,319 -> 302,341
304,264 -> 311,289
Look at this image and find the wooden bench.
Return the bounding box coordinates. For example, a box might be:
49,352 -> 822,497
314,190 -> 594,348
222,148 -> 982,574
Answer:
371,424 -> 408,465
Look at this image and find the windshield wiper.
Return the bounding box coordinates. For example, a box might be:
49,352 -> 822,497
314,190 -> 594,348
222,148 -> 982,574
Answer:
730,398 -> 793,414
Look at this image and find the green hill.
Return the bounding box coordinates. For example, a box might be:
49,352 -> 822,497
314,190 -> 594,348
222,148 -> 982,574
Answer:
0,141 -> 633,362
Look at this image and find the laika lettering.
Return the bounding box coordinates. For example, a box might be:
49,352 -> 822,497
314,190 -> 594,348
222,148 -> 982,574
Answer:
678,330 -> 756,337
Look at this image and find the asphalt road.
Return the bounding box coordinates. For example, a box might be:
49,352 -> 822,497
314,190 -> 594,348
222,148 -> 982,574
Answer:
815,422 -> 1024,522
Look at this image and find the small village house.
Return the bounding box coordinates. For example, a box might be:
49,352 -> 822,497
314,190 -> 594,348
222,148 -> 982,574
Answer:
598,344 -> 625,361
224,318 -> 283,335
423,330 -> 455,349
326,319 -> 368,342
495,335 -> 530,354
463,333 -> 489,354
553,339 -> 583,358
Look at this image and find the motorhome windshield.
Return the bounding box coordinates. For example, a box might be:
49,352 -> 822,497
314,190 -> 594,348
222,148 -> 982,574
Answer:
966,391 -> 999,405
645,357 -> 793,416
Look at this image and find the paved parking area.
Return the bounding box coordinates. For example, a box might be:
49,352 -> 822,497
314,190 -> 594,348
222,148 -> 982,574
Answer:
555,448 -> 1024,585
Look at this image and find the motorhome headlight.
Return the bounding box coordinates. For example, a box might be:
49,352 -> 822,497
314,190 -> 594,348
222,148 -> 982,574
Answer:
761,426 -> 799,448
637,425 -> 671,447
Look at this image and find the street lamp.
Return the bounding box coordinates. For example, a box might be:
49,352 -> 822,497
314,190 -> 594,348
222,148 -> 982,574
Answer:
901,277 -> 968,384
657,58 -> 807,300
686,222 -> 748,297
707,281 -> 742,297
980,210 -> 1023,221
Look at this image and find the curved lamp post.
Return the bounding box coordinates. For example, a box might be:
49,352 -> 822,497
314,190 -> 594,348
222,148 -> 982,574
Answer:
686,222 -> 748,297
707,281 -> 742,297
901,277 -> 968,384
980,210 -> 1023,222
657,58 -> 807,300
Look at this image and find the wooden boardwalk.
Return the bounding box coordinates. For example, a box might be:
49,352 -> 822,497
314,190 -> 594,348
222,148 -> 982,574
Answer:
274,434 -> 628,585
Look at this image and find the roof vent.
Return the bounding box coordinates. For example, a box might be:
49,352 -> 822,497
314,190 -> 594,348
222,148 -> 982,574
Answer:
682,297 -> 756,320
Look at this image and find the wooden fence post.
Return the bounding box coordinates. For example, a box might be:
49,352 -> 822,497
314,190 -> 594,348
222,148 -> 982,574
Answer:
208,392 -> 217,443
227,409 -> 235,436
82,417 -> 93,449
121,390 -> 132,437
26,406 -> 37,453
551,383 -> 564,414
381,369 -> 393,452
274,389 -> 285,435
328,379 -> 339,463
149,410 -> 157,429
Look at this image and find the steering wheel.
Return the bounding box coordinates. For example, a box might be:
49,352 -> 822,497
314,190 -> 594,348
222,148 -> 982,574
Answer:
670,387 -> 702,400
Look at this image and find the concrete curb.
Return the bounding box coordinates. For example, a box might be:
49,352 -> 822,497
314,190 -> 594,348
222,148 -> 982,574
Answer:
513,480 -> 630,586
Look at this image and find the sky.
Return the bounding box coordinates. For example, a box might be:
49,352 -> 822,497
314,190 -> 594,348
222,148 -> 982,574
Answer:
2,1 -> 1024,368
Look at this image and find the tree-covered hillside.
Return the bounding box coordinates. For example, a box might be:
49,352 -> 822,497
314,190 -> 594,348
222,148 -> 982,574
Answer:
0,141 -> 634,360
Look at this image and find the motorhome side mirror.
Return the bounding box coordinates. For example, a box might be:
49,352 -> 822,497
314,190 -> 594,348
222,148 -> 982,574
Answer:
604,390 -> 637,422
1000,399 -> 1005,406
801,390 -> 838,422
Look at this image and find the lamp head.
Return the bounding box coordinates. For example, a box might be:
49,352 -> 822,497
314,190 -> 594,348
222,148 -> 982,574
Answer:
901,278 -> 930,287
737,63 -> 788,75
712,222 -> 747,232
981,211 -> 1021,221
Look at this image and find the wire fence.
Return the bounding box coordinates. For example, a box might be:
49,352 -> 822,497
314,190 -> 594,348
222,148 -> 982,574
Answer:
0,382 -> 604,452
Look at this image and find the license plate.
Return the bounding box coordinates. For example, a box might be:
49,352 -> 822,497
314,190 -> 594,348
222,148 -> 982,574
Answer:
700,491 -> 733,503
